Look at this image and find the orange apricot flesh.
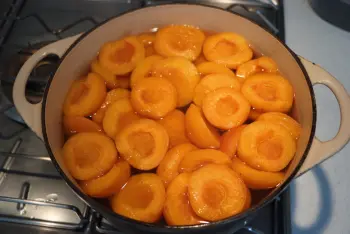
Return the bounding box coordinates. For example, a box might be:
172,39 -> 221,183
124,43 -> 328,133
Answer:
202,88 -> 251,130
231,157 -> 285,189
237,120 -> 296,172
244,187 -> 252,210
194,53 -> 208,66
188,164 -> 248,221
80,160 -> 131,198
157,143 -> 197,187
164,173 -> 205,225
63,132 -> 117,180
130,55 -> 163,87
115,119 -> 169,170
63,116 -> 102,136
63,73 -> 106,117
220,125 -> 247,158
248,108 -> 264,121
111,173 -> 166,223
185,104 -> 220,149
137,33 -> 157,57
236,56 -> 278,79
196,62 -> 235,77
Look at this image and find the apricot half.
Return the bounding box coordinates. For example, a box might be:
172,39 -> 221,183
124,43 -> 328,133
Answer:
62,132 -> 117,180
194,53 -> 208,66
102,98 -> 140,139
188,164 -> 248,221
179,149 -> 231,173
220,125 -> 247,158
196,62 -> 235,77
111,173 -> 166,223
157,143 -> 197,187
236,56 -> 278,79
130,55 -> 163,87
158,110 -> 190,148
164,173 -> 205,225
115,119 -> 169,170
154,25 -> 205,61
258,112 -> 301,140
248,108 -> 264,121
241,73 -> 294,113
99,36 -> 145,75
231,157 -> 285,189
152,57 -> 200,107
203,32 -> 253,69
131,77 -> 177,119
237,120 -> 296,172
63,116 -> 102,136
193,74 -> 241,106
137,33 -> 157,57
202,88 -> 251,130
185,104 -> 220,149
80,160 -> 131,198
63,73 -> 106,117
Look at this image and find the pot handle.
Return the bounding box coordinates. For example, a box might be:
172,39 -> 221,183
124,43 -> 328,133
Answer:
296,56 -> 350,177
13,35 -> 81,140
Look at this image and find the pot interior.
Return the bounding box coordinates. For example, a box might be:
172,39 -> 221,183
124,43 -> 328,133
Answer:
43,4 -> 315,224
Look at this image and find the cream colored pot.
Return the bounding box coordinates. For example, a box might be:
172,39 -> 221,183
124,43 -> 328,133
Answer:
12,4 -> 350,234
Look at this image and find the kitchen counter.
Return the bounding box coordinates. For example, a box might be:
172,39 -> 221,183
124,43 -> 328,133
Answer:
284,0 -> 350,233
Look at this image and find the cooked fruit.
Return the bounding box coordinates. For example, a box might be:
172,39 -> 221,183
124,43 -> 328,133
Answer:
158,110 -> 190,148
92,89 -> 130,124
185,104 -> 220,149
80,160 -> 131,198
188,164 -> 248,221
231,157 -> 285,189
63,132 -> 117,180
115,119 -> 169,170
257,112 -> 301,140
111,173 -> 165,223
102,98 -> 140,139
99,36 -> 145,75
220,125 -> 247,158
196,62 -> 235,77
248,108 -> 264,121
241,73 -> 294,113
157,143 -> 197,187
243,187 -> 252,210
130,55 -> 163,87
203,32 -> 253,69
152,57 -> 200,107
236,56 -> 278,79
154,25 -> 205,61
63,73 -> 106,117
193,53 -> 208,66
202,88 -> 251,130
137,33 -> 157,57
131,77 -> 177,119
193,74 -> 241,106
237,120 -> 296,172
164,173 -> 204,225
63,116 -> 102,136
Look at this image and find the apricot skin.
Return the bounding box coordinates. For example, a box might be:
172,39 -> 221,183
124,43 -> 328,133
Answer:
236,56 -> 278,79
130,55 -> 163,88
196,62 -> 235,77
63,116 -> 102,136
220,125 -> 247,158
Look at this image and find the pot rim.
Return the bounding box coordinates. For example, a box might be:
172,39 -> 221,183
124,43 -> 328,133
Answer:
41,3 -> 317,230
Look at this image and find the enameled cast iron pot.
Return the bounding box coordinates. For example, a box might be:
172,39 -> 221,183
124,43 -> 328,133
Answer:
12,4 -> 350,234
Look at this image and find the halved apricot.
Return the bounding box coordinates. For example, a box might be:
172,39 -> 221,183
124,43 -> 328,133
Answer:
102,98 -> 140,139
220,125 -> 247,158
203,32 -> 253,69
188,164 -> 248,221
237,120 -> 296,172
131,77 -> 177,119
241,73 -> 294,113
185,104 -> 220,149
156,143 -> 197,187
258,112 -> 301,140
137,33 -> 157,57
115,119 -> 169,170
236,56 -> 278,79
193,74 -> 241,106
179,149 -> 231,173
154,25 -> 205,61
244,187 -> 252,210
62,132 -> 117,180
248,108 -> 264,121
80,160 -> 131,198
111,173 -> 165,223
194,53 -> 208,66
99,36 -> 145,75
231,157 -> 285,189
92,89 -> 130,124
130,55 -> 163,87
158,110 -> 190,148
164,173 -> 205,225
196,62 -> 235,77
202,88 -> 251,130
63,73 -> 106,117
152,57 -> 200,107
63,116 -> 102,136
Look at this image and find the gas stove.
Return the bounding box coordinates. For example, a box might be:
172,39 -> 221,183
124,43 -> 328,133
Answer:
0,1 -> 289,233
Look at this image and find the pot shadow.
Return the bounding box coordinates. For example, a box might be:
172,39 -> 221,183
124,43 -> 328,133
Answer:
290,166 -> 333,234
